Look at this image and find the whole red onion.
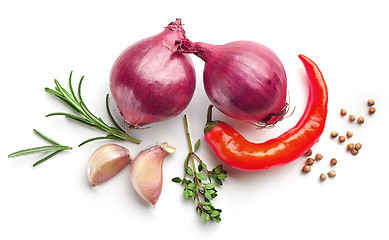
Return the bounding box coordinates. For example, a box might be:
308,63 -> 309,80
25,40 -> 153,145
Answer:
176,39 -> 287,126
110,19 -> 196,127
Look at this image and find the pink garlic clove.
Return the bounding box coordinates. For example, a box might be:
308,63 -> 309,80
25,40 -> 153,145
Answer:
87,144 -> 132,187
130,142 -> 175,205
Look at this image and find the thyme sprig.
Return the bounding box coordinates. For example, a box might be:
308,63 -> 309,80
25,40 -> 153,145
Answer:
172,115 -> 227,223
8,129 -> 72,167
45,71 -> 141,146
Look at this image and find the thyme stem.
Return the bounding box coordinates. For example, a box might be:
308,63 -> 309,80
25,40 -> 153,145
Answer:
172,114 -> 227,223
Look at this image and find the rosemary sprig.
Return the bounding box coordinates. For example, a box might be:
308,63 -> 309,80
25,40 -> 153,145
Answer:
172,115 -> 227,223
8,129 -> 72,167
45,71 -> 141,146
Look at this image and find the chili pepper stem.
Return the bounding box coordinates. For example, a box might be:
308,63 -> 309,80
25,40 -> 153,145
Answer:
204,105 -> 221,134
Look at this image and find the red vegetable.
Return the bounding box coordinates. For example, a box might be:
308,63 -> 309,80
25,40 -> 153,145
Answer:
176,39 -> 287,127
203,55 -> 328,171
110,19 -> 196,127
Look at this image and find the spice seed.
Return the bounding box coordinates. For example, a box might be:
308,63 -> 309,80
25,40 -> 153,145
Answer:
346,131 -> 353,138
302,165 -> 311,173
338,135 -> 346,143
327,170 -> 336,178
349,115 -> 356,122
347,143 -> 354,151
320,173 -> 327,182
315,153 -> 323,161
305,158 -> 315,166
369,107 -> 376,115
305,149 -> 313,156
355,143 -> 362,150
330,158 -> 337,166
340,109 -> 347,116
330,131 -> 338,138
357,116 -> 365,124
367,99 -> 375,106
351,149 -> 359,156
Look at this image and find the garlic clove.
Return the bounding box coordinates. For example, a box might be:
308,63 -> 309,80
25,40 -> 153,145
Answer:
87,143 -> 132,187
130,142 -> 176,206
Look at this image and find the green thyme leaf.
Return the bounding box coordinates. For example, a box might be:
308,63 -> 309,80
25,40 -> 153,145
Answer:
183,190 -> 189,200
214,178 -> 223,186
204,191 -> 212,200
210,210 -> 220,217
205,183 -> 216,189
185,167 -> 194,176
194,139 -> 200,152
198,163 -> 203,172
213,165 -> 223,174
201,162 -> 207,171
217,173 -> 227,180
172,177 -> 182,183
187,182 -> 195,190
201,212 -> 209,223
196,172 -> 207,181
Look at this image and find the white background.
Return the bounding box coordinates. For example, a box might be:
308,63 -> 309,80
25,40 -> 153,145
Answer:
1,0 -> 388,239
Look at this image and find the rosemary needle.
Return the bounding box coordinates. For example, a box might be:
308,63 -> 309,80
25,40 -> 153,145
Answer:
8,129 -> 72,167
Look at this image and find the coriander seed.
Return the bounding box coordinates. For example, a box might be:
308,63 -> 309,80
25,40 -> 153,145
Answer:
340,109 -> 347,116
320,173 -> 327,182
349,115 -> 356,122
327,170 -> 336,178
357,116 -> 365,124
347,143 -> 354,151
346,131 -> 353,138
302,165 -> 311,173
315,153 -> 323,161
367,99 -> 375,106
330,131 -> 338,138
305,149 -> 313,156
369,107 -> 376,115
330,158 -> 337,166
305,158 -> 314,166
355,143 -> 362,150
351,149 -> 359,156
338,135 -> 346,143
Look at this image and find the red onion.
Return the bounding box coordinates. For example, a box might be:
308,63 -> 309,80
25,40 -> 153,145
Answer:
110,19 -> 196,127
176,39 -> 287,127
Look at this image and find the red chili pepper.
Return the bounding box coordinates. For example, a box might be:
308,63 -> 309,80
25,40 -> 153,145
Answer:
204,55 -> 328,171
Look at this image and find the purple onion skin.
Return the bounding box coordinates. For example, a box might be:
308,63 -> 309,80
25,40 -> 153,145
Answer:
188,41 -> 287,123
110,19 -> 196,127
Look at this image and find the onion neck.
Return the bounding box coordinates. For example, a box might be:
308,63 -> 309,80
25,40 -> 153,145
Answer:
175,38 -> 209,62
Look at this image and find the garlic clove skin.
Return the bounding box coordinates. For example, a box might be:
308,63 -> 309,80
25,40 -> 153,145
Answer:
130,142 -> 176,206
87,144 -> 132,188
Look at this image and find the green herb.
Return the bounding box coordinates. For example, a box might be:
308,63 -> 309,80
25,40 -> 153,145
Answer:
172,115 -> 227,223
45,71 -> 141,146
8,129 -> 72,167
